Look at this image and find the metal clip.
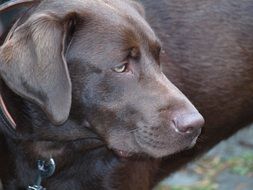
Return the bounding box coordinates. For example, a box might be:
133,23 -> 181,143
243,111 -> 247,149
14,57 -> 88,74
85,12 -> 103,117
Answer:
27,158 -> 56,190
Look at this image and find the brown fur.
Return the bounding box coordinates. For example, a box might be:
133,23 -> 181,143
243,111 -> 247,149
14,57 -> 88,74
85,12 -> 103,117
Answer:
1,0 -> 253,189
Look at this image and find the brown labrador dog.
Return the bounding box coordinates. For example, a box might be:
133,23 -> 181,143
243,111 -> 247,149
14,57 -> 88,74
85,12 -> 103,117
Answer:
0,0 -> 253,189
0,0 -> 204,189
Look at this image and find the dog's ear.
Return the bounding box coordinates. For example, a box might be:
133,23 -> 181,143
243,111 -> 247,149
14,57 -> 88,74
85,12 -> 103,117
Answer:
0,10 -> 75,125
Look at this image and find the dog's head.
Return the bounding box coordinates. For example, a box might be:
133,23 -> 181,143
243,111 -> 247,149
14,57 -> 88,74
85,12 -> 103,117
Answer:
0,0 -> 204,158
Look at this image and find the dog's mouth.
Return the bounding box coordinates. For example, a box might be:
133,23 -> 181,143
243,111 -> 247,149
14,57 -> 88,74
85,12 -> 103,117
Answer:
107,127 -> 201,159
135,131 -> 201,157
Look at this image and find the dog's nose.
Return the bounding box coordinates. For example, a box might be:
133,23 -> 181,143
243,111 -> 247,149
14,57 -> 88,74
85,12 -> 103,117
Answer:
173,113 -> 204,134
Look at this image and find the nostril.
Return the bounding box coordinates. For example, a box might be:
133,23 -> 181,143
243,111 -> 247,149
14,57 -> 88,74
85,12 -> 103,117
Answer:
173,113 -> 204,134
184,127 -> 194,134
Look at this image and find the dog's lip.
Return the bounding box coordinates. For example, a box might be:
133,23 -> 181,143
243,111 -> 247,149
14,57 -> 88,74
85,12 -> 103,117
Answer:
187,129 -> 201,148
133,128 -> 202,158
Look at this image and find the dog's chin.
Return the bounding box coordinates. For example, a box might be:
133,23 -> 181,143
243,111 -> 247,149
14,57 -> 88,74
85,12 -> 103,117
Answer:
109,141 -> 189,159
134,138 -> 186,158
134,133 -> 201,158
107,130 -> 199,159
107,130 -> 138,158
112,148 -> 141,159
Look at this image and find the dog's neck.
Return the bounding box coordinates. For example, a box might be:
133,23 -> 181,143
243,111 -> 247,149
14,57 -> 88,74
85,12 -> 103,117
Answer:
0,81 -> 107,189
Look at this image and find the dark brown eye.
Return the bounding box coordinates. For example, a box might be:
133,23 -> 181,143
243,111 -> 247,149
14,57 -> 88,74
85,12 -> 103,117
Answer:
113,64 -> 127,73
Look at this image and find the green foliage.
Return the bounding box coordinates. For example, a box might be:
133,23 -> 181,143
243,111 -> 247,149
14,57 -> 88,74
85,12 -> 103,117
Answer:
229,152 -> 253,176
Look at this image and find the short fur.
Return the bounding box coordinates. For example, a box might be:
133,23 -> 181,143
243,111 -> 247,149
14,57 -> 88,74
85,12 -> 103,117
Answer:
1,0 -> 253,189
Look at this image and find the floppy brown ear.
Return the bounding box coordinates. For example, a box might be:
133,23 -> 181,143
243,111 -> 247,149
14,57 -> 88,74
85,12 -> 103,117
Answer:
0,12 -> 73,125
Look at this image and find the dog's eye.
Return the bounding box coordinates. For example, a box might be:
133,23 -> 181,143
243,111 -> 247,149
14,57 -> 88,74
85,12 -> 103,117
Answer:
113,64 -> 127,73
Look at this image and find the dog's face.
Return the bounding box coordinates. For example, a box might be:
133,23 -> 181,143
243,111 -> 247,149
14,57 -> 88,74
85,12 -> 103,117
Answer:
0,0 -> 204,158
66,0 -> 204,158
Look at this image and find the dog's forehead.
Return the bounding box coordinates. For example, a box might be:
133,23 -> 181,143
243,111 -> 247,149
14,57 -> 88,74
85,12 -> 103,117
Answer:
37,0 -> 158,46
87,0 -> 160,54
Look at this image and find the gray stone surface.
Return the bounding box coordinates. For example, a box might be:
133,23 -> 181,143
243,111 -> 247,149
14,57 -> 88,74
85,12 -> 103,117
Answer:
162,171 -> 200,186
217,171 -> 253,190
